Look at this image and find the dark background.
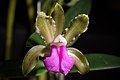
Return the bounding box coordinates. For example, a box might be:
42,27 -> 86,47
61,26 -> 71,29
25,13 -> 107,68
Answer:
0,0 -> 120,80
74,0 -> 120,56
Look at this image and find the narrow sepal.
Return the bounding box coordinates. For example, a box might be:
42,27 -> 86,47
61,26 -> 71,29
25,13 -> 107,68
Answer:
22,45 -> 48,76
64,14 -> 89,45
68,48 -> 89,74
52,3 -> 65,37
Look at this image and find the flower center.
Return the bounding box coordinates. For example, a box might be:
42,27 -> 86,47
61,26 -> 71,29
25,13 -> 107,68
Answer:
50,35 -> 67,47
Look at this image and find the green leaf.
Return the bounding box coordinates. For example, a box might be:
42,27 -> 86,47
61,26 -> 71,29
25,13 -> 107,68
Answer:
65,0 -> 91,28
86,53 -> 120,71
70,53 -> 120,73
67,0 -> 79,6
64,14 -> 89,46
26,32 -> 46,47
22,45 -> 47,76
68,48 -> 89,74
52,3 -> 65,37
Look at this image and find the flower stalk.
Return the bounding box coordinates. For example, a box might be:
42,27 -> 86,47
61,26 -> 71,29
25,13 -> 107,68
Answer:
56,73 -> 64,80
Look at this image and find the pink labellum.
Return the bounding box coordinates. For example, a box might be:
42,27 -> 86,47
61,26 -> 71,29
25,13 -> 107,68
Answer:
59,46 -> 75,75
44,45 -> 59,73
44,45 -> 75,75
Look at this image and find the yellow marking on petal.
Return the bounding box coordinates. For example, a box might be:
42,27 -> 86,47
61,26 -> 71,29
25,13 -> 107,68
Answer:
72,37 -> 76,41
41,35 -> 44,39
78,34 -> 80,36
65,28 -> 68,31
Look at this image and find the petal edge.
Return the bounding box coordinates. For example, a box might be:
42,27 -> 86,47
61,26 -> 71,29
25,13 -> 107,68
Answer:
68,48 -> 89,74
22,45 -> 48,76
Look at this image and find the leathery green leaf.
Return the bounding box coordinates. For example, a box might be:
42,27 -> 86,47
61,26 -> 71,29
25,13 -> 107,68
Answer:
52,3 -> 64,37
26,32 -> 46,47
85,53 -> 120,71
67,0 -> 79,6
36,12 -> 55,44
64,14 -> 89,46
22,45 -> 48,76
68,48 -> 89,74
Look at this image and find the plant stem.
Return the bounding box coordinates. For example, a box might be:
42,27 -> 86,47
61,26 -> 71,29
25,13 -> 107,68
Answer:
5,0 -> 16,60
56,73 -> 64,80
49,72 -> 55,80
26,0 -> 35,32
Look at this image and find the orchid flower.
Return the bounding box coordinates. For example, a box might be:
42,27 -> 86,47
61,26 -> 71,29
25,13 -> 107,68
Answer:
22,3 -> 89,76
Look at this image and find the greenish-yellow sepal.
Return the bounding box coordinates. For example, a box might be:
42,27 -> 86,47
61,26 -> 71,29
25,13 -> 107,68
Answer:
64,14 -> 89,45
52,3 -> 65,37
68,48 -> 89,74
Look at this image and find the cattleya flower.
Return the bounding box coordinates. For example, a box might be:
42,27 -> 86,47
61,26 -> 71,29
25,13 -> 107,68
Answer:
22,3 -> 89,76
